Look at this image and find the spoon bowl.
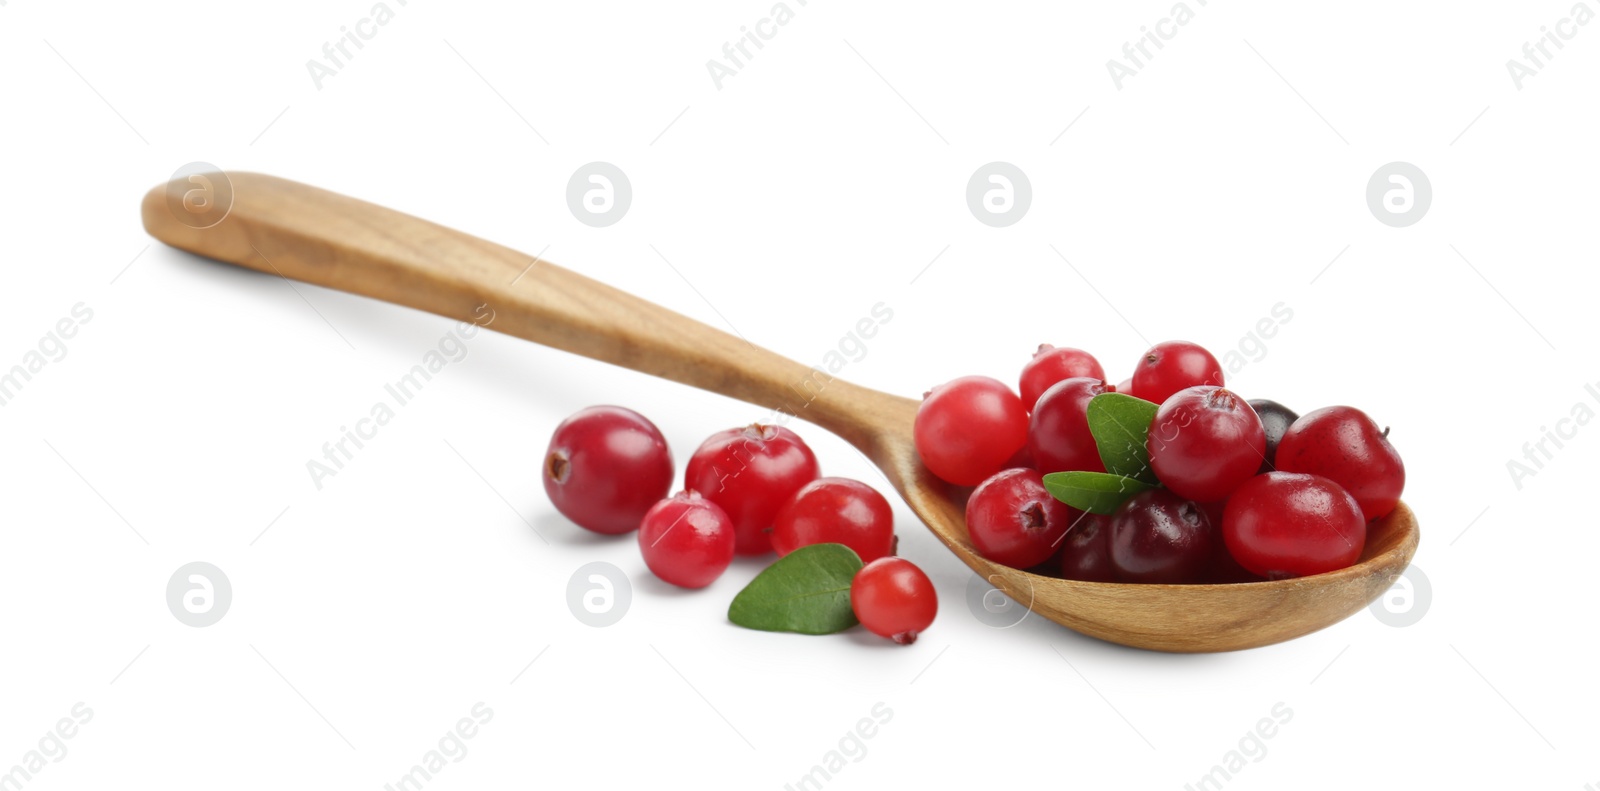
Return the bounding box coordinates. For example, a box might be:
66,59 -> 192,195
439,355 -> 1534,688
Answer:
142,172 -> 1419,652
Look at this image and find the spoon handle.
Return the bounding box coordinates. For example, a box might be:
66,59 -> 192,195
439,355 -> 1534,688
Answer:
142,172 -> 867,433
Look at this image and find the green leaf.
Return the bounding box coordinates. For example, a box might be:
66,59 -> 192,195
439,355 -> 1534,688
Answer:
728,543 -> 864,635
1042,471 -> 1155,515
1086,392 -> 1160,484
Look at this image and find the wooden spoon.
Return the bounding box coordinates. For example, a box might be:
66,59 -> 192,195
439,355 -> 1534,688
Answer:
141,172 -> 1419,652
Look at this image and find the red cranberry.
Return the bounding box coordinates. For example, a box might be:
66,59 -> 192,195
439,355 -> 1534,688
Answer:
638,491 -> 735,588
966,468 -> 1075,569
1108,488 -> 1216,584
1019,345 -> 1106,410
1130,341 -> 1224,405
1147,386 -> 1265,503
543,406 -> 673,535
684,424 -> 819,555
851,557 -> 938,644
1058,512 -> 1115,582
1222,472 -> 1366,579
1028,377 -> 1108,474
772,477 -> 895,563
913,376 -> 1028,486
1274,406 -> 1405,521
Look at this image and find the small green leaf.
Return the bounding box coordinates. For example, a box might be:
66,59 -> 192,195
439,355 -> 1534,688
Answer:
1042,471 -> 1155,515
728,543 -> 864,635
1086,392 -> 1160,484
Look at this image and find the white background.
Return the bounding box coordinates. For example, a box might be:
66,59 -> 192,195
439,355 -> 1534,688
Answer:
2,1 -> 1597,789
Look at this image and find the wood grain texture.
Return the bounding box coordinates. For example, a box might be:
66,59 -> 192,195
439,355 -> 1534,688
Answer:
142,172 -> 1419,652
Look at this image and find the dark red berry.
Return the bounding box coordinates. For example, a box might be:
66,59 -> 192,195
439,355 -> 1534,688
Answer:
1108,489 -> 1216,584
1020,345 -> 1106,410
684,424 -> 819,555
1274,406 -> 1405,521
543,406 -> 673,535
851,557 -> 938,644
772,477 -> 895,563
638,491 -> 736,588
966,468 -> 1075,568
1058,512 -> 1115,582
914,376 -> 1028,486
1222,472 -> 1366,579
1197,499 -> 1228,529
1028,377 -> 1108,474
1248,399 -> 1299,473
1148,386 -> 1266,503
1130,341 -> 1224,405
1204,539 -> 1265,584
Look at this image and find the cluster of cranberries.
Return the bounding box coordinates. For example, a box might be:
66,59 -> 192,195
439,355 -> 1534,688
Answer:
542,407 -> 937,642
915,341 -> 1406,583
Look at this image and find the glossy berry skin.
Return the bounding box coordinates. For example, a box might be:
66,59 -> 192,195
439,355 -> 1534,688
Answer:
685,424 -> 820,555
638,492 -> 736,588
1248,399 -> 1300,474
1028,377 -> 1109,474
1148,386 -> 1266,503
914,376 -> 1029,486
966,468 -> 1076,568
1130,341 -> 1224,405
772,477 -> 895,563
1115,378 -> 1133,395
1058,512 -> 1115,582
1274,406 -> 1405,521
543,406 -> 673,535
851,557 -> 938,645
1020,345 -> 1106,410
1222,472 -> 1366,579
1108,489 -> 1217,584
